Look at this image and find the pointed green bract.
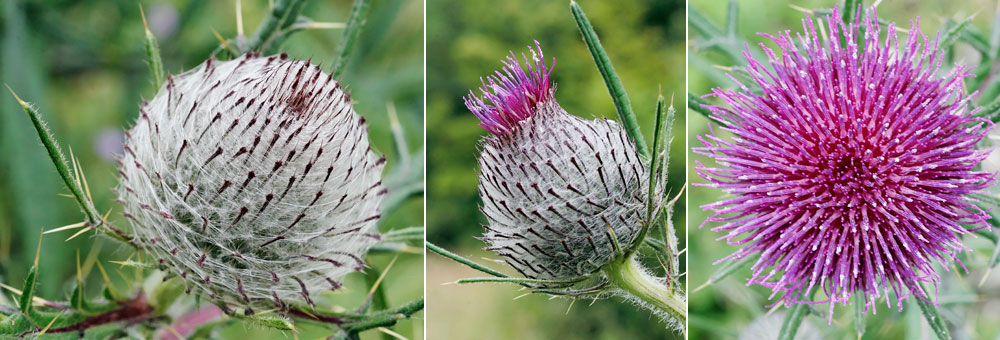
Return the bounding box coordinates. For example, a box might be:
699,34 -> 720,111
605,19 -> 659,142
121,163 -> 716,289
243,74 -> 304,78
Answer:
141,5 -> 165,89
570,0 -> 647,158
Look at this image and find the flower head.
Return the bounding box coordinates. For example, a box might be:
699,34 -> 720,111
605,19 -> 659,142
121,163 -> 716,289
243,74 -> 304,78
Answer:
118,53 -> 385,311
695,9 -> 995,312
469,43 -> 648,282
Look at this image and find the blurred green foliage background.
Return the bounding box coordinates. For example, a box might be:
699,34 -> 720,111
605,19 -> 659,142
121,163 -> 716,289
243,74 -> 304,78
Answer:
426,0 -> 685,338
0,0 -> 423,338
689,1 -> 1000,339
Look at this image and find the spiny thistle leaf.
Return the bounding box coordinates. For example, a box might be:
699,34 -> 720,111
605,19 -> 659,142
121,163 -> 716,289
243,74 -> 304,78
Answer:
18,267 -> 36,315
5,86 -> 100,226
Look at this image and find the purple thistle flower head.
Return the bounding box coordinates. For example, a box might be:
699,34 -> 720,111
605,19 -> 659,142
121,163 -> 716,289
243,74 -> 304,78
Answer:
464,41 -> 554,136
695,8 -> 995,314
468,43 -> 650,282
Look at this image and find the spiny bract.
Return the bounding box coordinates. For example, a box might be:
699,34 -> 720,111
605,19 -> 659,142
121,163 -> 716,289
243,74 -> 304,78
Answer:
467,42 -> 650,282
118,53 -> 385,312
694,9 -> 995,313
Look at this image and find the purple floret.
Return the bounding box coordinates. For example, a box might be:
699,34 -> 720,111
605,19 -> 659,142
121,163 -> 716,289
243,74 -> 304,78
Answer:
695,8 -> 996,315
464,41 -> 554,136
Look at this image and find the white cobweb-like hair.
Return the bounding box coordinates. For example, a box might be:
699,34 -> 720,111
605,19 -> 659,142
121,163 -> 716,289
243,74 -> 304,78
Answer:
117,53 -> 385,312
477,100 -> 649,282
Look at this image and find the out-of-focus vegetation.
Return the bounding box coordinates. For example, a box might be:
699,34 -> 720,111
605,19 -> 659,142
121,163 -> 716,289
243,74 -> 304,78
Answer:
0,0 -> 423,338
426,0 -> 684,338
689,1 -> 1000,339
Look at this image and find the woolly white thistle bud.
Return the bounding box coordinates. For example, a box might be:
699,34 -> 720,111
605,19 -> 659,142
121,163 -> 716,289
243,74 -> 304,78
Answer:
118,53 -> 385,312
466,42 -> 648,282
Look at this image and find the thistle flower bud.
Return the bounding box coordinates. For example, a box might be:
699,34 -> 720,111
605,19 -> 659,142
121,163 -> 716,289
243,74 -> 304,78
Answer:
466,42 -> 648,282
118,53 -> 385,311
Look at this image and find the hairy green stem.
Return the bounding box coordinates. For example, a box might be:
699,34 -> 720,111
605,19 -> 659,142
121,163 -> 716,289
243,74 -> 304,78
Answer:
602,257 -> 686,326
426,242 -> 507,278
245,0 -> 293,52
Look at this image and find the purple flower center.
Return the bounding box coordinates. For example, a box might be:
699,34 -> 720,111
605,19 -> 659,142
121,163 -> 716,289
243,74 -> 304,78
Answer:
464,41 -> 554,136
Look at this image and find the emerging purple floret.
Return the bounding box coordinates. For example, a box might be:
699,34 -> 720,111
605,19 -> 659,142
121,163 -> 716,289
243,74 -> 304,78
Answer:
464,40 -> 553,136
694,9 -> 995,314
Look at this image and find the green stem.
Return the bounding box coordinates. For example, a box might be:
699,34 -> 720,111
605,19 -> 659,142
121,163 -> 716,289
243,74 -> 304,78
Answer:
570,1 -> 647,157
602,257 -> 686,326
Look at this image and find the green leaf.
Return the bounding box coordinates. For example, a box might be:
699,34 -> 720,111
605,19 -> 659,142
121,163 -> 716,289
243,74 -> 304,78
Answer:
18,267 -> 35,315
689,7 -> 745,64
915,297 -> 951,340
570,0 -> 647,158
940,16 -> 973,53
688,93 -> 726,126
332,0 -> 373,78
695,253 -> 759,292
5,87 -> 99,227
234,313 -> 295,331
725,0 -> 738,38
975,96 -> 1000,123
841,0 -> 861,26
